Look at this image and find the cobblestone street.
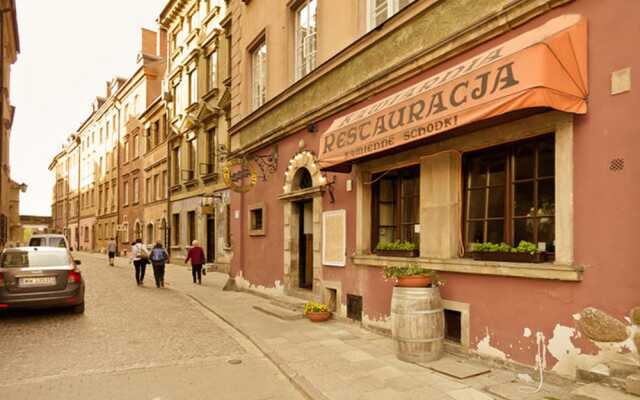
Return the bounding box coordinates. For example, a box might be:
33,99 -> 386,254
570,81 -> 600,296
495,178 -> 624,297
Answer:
0,253 -> 303,400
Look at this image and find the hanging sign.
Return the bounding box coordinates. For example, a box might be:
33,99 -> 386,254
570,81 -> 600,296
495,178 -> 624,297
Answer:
223,158 -> 258,193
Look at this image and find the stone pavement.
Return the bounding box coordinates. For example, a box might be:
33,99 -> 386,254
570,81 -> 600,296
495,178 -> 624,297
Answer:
81,252 -> 583,400
0,252 -> 304,400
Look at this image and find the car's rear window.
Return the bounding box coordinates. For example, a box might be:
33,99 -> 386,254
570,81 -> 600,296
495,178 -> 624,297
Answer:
28,238 -> 44,246
48,237 -> 67,248
0,252 -> 71,268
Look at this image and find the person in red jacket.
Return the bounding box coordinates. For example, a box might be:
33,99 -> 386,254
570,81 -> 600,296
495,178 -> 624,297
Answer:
185,240 -> 206,284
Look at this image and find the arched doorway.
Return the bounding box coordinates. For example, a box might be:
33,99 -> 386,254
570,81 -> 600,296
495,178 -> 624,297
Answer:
281,151 -> 327,299
134,221 -> 142,241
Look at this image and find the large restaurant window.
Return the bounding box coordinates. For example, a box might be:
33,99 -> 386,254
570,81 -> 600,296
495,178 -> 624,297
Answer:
464,135 -> 555,253
371,165 -> 420,250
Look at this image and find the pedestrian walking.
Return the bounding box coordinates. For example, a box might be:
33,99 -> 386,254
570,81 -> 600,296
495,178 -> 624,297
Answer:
107,238 -> 117,266
185,240 -> 205,285
131,239 -> 149,286
149,242 -> 168,288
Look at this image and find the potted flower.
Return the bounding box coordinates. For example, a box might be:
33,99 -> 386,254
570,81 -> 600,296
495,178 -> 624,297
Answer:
375,241 -> 419,257
470,241 -> 546,263
383,264 -> 443,288
304,302 -> 332,322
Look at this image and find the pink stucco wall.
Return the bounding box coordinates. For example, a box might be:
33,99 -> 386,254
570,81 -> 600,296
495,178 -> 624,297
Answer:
231,0 -> 640,371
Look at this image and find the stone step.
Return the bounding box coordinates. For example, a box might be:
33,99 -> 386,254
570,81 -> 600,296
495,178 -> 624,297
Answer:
253,304 -> 304,320
570,383 -> 639,400
626,374 -> 640,396
270,295 -> 308,312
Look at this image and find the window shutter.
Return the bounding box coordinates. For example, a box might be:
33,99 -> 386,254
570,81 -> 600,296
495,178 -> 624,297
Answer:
373,0 -> 388,26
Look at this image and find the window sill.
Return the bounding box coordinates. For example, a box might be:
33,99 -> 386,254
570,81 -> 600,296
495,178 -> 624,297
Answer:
169,184 -> 182,192
184,179 -> 198,188
201,172 -> 218,183
351,254 -> 583,282
202,88 -> 219,102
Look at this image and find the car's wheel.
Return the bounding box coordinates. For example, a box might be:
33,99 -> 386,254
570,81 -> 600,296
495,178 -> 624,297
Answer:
72,303 -> 85,314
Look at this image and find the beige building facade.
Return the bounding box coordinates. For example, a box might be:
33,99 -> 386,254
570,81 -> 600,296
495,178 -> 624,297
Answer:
141,98 -> 169,248
159,0 -> 233,269
0,0 -> 21,248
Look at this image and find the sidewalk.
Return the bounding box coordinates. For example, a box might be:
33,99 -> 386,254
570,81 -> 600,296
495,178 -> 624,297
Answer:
78,252 -> 576,400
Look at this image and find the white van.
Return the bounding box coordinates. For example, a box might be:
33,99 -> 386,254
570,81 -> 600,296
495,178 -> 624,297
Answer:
28,234 -> 69,249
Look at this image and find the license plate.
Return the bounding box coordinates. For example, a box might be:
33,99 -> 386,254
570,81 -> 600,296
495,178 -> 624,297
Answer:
19,277 -> 57,287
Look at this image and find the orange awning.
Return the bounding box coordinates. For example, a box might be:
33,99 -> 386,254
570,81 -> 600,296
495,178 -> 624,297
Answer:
318,15 -> 587,171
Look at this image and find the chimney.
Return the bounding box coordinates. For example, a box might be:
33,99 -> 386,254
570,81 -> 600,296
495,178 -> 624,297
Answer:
141,28 -> 157,57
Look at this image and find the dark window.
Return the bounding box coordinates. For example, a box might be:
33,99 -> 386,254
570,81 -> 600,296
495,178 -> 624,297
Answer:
371,165 -> 420,250
187,211 -> 196,243
250,208 -> 263,231
172,213 -> 180,245
444,309 -> 462,343
206,129 -> 216,173
464,135 -> 555,252
347,294 -> 363,321
294,168 -> 312,190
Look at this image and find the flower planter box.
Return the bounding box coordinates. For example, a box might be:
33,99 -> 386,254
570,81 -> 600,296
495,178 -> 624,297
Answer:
306,311 -> 331,322
376,249 -> 419,258
396,275 -> 433,287
471,251 -> 546,263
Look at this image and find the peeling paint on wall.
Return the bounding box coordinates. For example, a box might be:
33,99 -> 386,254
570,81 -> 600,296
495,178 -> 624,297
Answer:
547,324 -> 639,378
476,329 -> 507,360
234,272 -> 285,297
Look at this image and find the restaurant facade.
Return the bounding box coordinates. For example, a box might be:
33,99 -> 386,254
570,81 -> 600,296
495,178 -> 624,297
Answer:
227,0 -> 639,378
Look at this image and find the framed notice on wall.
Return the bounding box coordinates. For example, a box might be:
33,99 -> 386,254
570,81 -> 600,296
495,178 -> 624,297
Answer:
322,209 -> 346,267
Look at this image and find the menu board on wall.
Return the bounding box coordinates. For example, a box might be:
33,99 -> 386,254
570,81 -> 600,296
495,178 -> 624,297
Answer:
322,209 -> 346,267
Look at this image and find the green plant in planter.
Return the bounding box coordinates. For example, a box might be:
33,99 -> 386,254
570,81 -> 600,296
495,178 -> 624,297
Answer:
304,302 -> 329,314
376,241 -> 417,251
471,241 -> 540,255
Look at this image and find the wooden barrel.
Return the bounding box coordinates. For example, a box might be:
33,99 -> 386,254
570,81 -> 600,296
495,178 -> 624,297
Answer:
391,286 -> 444,363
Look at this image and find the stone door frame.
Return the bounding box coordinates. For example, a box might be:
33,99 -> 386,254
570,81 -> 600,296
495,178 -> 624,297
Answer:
280,151 -> 326,301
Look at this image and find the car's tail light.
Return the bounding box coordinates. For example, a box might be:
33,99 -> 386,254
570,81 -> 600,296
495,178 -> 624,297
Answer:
0,304 -> 8,309
67,270 -> 81,284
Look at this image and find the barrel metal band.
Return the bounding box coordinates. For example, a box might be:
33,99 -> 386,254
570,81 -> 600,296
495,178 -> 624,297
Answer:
392,308 -> 444,315
392,336 -> 445,343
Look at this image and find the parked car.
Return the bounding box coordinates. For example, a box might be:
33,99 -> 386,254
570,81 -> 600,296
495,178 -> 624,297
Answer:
27,234 -> 69,250
0,247 -> 85,313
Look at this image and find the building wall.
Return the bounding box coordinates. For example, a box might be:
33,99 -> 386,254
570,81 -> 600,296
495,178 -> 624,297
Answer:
141,100 -> 169,249
0,0 -> 19,247
229,0 -> 640,378
160,0 -> 233,264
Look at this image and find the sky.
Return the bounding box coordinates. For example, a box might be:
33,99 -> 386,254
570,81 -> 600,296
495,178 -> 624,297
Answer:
11,0 -> 168,216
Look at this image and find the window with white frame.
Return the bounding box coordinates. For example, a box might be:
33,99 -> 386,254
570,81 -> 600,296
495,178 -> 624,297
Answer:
208,51 -> 217,91
123,181 -> 129,206
251,40 -> 267,110
295,0 -> 317,80
188,69 -> 198,105
133,178 -> 140,204
368,0 -> 416,29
